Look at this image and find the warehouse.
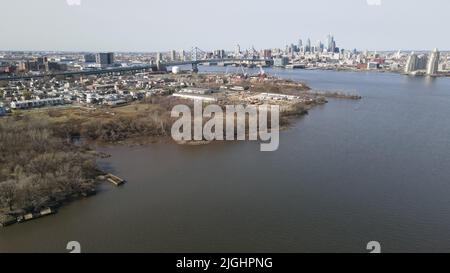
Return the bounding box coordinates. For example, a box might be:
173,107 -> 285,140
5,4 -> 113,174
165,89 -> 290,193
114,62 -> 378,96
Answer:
10,98 -> 64,109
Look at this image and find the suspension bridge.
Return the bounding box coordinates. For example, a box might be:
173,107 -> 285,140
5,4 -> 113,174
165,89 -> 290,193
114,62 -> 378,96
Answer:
0,47 -> 270,81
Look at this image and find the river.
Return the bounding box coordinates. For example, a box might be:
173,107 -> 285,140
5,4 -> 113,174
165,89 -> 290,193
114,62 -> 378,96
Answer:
1,68 -> 450,253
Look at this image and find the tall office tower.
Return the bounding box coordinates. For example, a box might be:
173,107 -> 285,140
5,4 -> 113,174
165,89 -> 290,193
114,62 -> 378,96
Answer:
325,34 -> 336,53
306,39 -> 311,53
286,44 -> 292,54
316,40 -> 323,53
289,44 -> 296,57
262,49 -> 272,59
214,49 -> 226,59
96,52 -> 114,67
235,44 -> 241,56
156,52 -> 163,63
170,50 -> 177,61
326,34 -> 332,52
405,52 -> 418,73
179,50 -> 186,61
427,48 -> 440,76
298,39 -> 303,51
329,35 -> 337,53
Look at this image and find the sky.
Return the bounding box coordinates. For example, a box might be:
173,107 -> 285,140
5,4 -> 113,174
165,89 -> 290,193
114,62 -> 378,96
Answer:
0,0 -> 449,52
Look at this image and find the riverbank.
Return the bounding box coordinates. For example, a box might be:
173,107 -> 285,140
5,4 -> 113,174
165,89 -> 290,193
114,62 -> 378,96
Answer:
0,74 -> 361,228
0,169 -> 127,227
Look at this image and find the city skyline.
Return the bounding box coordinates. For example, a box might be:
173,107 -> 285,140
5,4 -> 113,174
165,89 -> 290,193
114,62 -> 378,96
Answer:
0,0 -> 449,52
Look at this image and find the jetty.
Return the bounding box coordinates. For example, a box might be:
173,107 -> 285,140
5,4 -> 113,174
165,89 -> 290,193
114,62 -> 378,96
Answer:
95,168 -> 126,186
106,173 -> 126,186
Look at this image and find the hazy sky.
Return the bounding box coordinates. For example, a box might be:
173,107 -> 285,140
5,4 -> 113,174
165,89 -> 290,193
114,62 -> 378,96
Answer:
1,0 -> 448,52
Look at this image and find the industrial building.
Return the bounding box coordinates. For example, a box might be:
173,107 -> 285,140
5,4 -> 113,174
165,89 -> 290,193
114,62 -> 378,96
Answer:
172,92 -> 217,102
274,57 -> 289,67
173,88 -> 218,101
179,87 -> 212,95
10,98 -> 64,109
367,62 -> 380,70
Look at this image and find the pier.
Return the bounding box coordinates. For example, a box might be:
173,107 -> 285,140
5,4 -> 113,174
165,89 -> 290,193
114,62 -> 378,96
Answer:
97,173 -> 126,186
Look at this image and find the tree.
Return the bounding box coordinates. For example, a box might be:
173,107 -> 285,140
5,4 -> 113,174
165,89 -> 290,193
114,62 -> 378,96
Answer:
0,181 -> 17,211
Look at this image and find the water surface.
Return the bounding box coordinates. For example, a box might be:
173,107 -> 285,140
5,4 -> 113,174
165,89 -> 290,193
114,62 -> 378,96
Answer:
1,69 -> 450,253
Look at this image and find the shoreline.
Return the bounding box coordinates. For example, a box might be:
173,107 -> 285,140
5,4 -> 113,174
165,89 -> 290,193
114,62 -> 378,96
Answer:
0,100 -> 337,228
0,167 -> 130,227
0,74 -> 362,228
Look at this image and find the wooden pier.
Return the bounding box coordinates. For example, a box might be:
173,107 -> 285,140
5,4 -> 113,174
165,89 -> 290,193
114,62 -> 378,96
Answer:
105,173 -> 126,186
95,169 -> 126,186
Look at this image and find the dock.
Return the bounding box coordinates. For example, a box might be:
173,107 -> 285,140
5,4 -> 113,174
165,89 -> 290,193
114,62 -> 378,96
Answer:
105,173 -> 126,186
95,168 -> 126,186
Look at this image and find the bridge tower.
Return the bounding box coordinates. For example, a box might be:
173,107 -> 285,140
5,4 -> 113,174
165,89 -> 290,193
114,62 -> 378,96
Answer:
191,47 -> 201,73
192,63 -> 199,73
